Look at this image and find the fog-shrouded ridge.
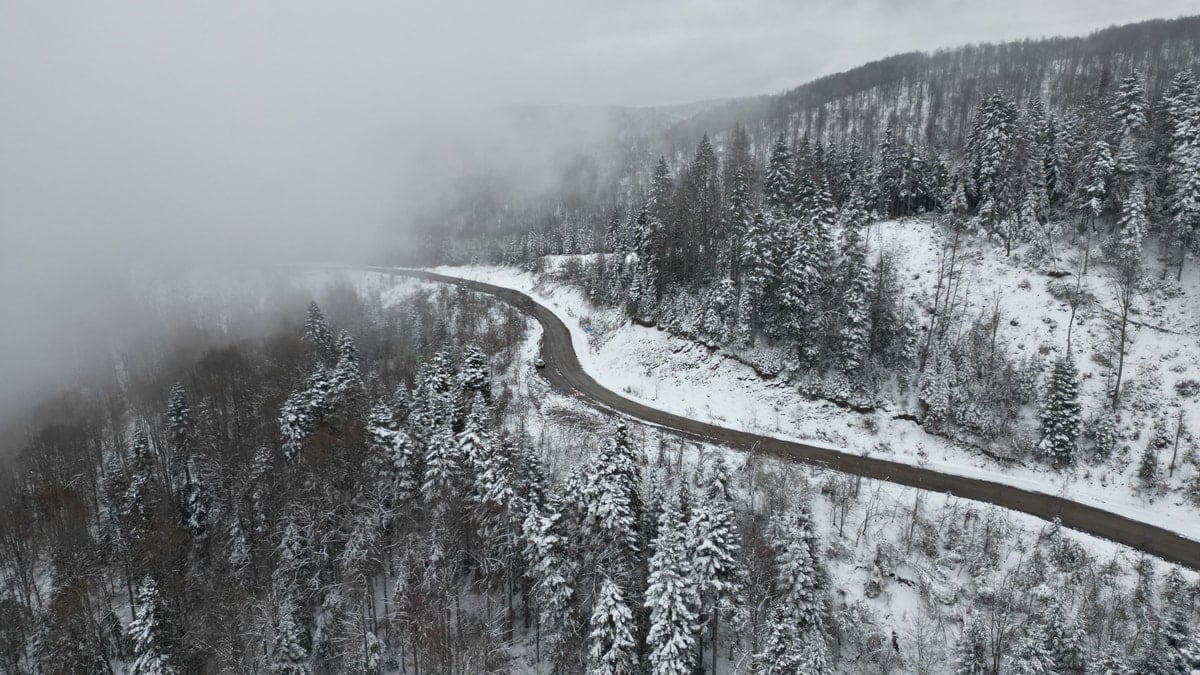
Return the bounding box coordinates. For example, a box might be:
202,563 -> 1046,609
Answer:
1,0 -> 1195,423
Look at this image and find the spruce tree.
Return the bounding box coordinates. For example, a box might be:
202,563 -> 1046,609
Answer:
583,421 -> 642,568
690,460 -> 743,674
1088,641 -> 1127,675
1113,181 -> 1148,270
179,459 -> 213,541
1038,354 -> 1081,465
1114,70 -> 1149,136
765,135 -> 796,214
128,576 -> 178,675
304,301 -> 335,363
165,383 -> 194,494
522,500 -> 578,670
1008,622 -> 1055,674
270,595 -> 309,674
460,342 -> 493,405
279,391 -> 312,462
586,576 -> 637,675
645,494 -> 700,675
837,189 -> 872,372
768,499 -> 827,631
954,612 -> 989,675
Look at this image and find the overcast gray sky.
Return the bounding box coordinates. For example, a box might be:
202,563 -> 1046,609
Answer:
0,0 -> 1196,422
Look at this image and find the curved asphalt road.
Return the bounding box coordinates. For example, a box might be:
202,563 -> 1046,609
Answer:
376,267 -> 1200,570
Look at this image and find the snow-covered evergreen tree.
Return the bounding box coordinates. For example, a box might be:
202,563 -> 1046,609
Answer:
179,459 -> 213,541
690,459 -> 742,671
279,391 -> 312,462
1114,70 -> 1148,135
460,342 -> 493,405
968,91 -> 1020,227
1088,641 -> 1127,675
304,301 -> 336,363
645,494 -> 700,675
1079,139 -> 1114,225
585,576 -> 637,675
1008,622 -> 1055,674
768,499 -> 827,631
954,612 -> 989,675
522,500 -> 579,669
765,135 -> 796,213
128,575 -> 178,675
270,595 -> 309,674
421,426 -> 465,517
1112,180 -> 1148,271
837,189 -> 872,372
583,421 -> 642,568
165,383 -> 194,493
1038,354 -> 1081,465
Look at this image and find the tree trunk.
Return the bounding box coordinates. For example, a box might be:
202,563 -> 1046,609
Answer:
1112,312 -> 1129,409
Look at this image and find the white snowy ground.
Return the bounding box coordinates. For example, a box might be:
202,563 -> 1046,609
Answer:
383,221 -> 1200,545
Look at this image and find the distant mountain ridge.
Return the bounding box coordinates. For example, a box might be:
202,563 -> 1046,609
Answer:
662,15 -> 1200,150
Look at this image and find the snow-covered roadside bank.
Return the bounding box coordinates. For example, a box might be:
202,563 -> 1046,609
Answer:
414,260 -> 1200,546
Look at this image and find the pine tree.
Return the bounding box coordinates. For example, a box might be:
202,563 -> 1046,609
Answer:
128,576 -> 178,675
1079,139 -> 1114,228
165,383 -> 194,494
460,342 -> 493,405
967,92 -> 1020,227
304,301 -> 335,363
122,427 -> 163,546
768,499 -> 827,631
778,226 -> 821,358
645,494 -> 700,675
1161,566 -> 1196,671
1042,595 -> 1086,672
1088,641 -> 1127,675
954,612 -> 989,675
1038,354 -> 1081,465
1137,443 -> 1160,487
1114,70 -> 1149,136
727,167 -> 753,286
586,576 -> 637,675
1008,622 -> 1055,674
837,189 -> 872,372
329,330 -> 364,418
522,501 -> 578,669
583,421 -> 642,568
1112,180 -> 1148,271
270,595 -> 309,674
279,390 -> 312,462
179,459 -> 213,541
765,135 -> 796,214
421,426 -> 465,517
690,460 -> 743,674
365,403 -> 419,506
1163,69 -> 1200,279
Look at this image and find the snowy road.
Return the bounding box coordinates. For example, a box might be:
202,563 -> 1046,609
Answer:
377,266 -> 1200,570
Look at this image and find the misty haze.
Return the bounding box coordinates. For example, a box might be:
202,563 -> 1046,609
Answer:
3,2 -> 1200,673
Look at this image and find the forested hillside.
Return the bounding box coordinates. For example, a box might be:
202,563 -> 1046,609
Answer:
4,272 -> 1199,674
424,16 -> 1200,474
426,15 -> 1200,259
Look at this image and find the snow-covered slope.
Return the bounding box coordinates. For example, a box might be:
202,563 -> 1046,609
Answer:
426,231 -> 1200,544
